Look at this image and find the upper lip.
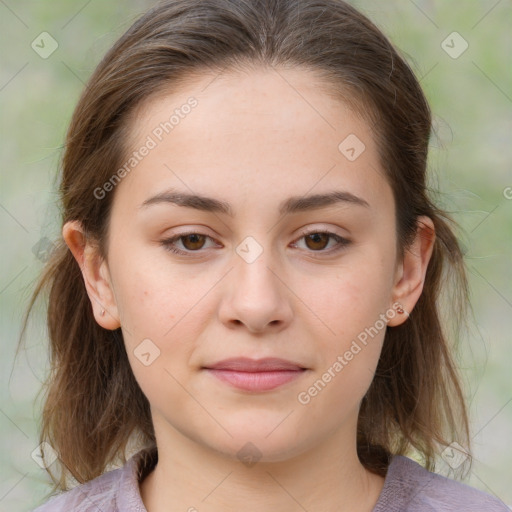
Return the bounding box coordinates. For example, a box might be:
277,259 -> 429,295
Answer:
203,357 -> 306,372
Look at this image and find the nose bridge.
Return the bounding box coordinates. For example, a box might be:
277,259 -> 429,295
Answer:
218,234 -> 292,332
232,234 -> 281,299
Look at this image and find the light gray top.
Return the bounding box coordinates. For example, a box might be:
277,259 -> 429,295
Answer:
32,447 -> 510,511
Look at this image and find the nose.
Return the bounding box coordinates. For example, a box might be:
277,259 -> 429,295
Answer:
217,247 -> 293,334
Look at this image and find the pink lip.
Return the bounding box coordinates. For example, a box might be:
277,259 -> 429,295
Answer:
203,357 -> 307,392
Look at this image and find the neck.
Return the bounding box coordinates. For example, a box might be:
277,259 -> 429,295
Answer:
140,413 -> 385,512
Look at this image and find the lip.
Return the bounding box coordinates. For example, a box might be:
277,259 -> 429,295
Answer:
204,357 -> 306,372
202,357 -> 308,392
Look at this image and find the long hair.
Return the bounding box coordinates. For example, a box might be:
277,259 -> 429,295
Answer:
20,0 -> 470,493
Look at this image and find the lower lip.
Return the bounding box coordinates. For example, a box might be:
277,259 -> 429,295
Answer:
204,369 -> 306,391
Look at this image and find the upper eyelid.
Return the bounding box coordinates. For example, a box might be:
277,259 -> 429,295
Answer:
165,227 -> 345,240
164,229 -> 348,250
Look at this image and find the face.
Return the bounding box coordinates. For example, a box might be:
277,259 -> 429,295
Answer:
68,65 -> 429,463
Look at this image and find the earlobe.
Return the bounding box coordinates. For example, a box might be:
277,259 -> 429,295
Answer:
387,216 -> 435,327
62,220 -> 121,330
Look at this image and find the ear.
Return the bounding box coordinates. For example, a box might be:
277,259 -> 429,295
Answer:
387,215 -> 435,327
62,220 -> 121,330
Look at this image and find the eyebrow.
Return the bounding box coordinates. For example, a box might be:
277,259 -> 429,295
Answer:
139,189 -> 370,216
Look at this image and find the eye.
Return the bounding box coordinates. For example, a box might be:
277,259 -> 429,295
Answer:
160,232 -> 218,255
160,229 -> 351,257
292,230 -> 351,254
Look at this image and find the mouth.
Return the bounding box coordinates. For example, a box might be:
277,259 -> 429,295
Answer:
202,357 -> 308,392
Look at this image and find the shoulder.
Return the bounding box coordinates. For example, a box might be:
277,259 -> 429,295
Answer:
31,448 -> 155,512
31,466 -> 123,512
374,455 -> 510,512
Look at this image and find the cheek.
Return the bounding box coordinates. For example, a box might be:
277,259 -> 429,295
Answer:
292,249 -> 393,404
111,249 -> 204,338
112,254 -> 219,379
296,301 -> 386,421
312,262 -> 393,408
298,341 -> 384,423
118,268 -> 204,412
296,256 -> 393,347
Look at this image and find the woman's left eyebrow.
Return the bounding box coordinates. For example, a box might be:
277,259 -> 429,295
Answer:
139,188 -> 370,216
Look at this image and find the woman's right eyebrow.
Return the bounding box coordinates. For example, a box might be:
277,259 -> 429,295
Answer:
139,188 -> 370,216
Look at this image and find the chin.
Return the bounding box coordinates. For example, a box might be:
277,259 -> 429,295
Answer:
201,424 -> 311,466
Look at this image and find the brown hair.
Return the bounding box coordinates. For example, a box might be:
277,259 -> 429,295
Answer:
20,0 -> 471,494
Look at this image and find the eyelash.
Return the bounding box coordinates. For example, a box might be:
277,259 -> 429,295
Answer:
160,229 -> 351,257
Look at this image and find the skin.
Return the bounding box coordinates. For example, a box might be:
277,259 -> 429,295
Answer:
63,65 -> 435,512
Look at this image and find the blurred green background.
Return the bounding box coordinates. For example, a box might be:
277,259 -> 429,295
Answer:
1,1 -> 510,510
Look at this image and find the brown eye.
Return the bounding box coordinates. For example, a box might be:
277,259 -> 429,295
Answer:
161,232 -> 217,255
292,230 -> 351,255
180,233 -> 207,250
304,233 -> 330,251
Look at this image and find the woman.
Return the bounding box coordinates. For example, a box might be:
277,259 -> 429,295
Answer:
25,0 -> 509,510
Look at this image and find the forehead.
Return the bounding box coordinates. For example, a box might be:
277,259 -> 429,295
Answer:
113,65 -> 391,218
